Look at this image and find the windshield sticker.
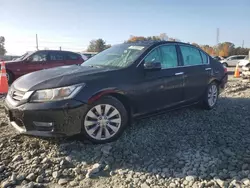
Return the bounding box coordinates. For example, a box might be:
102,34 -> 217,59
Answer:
128,46 -> 145,50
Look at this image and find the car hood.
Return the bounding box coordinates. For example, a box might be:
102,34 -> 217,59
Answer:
12,65 -> 117,91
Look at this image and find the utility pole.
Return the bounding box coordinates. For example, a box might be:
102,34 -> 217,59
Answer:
216,28 -> 219,45
36,34 -> 38,50
216,28 -> 219,56
242,40 -> 244,48
59,46 -> 61,51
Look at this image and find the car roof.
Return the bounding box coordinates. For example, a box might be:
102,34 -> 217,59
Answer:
229,55 -> 246,57
124,40 -> 190,47
36,50 -> 79,54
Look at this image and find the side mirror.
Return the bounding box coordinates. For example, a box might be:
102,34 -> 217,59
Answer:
144,62 -> 162,71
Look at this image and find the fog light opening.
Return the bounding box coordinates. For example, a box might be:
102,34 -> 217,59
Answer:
33,121 -> 54,127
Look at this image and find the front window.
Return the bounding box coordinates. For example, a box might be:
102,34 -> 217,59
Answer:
81,44 -> 147,68
28,51 -> 48,62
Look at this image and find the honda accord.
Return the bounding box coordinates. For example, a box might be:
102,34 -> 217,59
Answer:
4,41 -> 228,143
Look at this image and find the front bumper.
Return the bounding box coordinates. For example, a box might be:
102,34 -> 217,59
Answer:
4,96 -> 88,137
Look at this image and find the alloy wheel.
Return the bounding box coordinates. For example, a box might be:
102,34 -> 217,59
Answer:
208,84 -> 218,107
84,104 -> 122,141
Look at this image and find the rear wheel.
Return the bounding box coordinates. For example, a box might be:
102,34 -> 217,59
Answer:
201,82 -> 219,110
81,96 -> 128,144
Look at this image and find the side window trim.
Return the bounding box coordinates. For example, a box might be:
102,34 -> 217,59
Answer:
137,43 -> 211,68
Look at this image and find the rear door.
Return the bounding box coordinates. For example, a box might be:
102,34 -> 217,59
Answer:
178,45 -> 210,103
135,44 -> 185,114
42,51 -> 65,70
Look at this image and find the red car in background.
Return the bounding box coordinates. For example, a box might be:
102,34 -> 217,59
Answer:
4,50 -> 84,84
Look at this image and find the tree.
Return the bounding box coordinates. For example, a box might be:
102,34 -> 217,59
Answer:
125,33 -> 180,43
159,33 -> 168,41
0,36 -> 7,55
126,36 -> 147,42
86,39 -> 111,52
191,43 -> 200,48
217,42 -> 234,57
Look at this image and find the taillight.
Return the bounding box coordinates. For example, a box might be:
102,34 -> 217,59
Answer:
224,67 -> 227,73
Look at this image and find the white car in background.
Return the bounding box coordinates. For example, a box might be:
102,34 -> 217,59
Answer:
238,55 -> 249,67
220,55 -> 246,67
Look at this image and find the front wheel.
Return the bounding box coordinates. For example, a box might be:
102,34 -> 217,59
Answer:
81,96 -> 128,144
201,82 -> 219,110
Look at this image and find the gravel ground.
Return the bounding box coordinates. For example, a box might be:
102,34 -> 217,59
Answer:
1,75 -> 250,188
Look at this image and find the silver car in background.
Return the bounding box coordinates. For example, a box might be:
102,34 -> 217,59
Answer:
220,55 -> 246,67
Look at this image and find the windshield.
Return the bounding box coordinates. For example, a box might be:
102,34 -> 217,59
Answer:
14,51 -> 33,61
81,44 -> 147,68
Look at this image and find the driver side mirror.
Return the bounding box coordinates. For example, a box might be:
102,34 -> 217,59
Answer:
144,61 -> 162,71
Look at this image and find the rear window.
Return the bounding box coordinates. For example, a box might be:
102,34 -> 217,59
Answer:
65,52 -> 80,60
50,52 -> 64,61
200,51 -> 209,64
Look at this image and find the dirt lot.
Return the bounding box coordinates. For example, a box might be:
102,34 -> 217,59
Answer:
1,69 -> 250,188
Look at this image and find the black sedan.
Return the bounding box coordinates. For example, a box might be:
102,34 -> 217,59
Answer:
4,41 -> 228,143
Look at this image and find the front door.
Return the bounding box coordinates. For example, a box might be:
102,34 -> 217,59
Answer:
19,51 -> 48,76
134,44 -> 185,114
178,45 -> 210,103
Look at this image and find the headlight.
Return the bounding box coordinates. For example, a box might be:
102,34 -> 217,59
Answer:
29,84 -> 84,102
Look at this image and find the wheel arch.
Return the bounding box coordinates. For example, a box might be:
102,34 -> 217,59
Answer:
87,89 -> 134,123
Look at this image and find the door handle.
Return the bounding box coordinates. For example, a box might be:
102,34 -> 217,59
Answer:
205,68 -> 212,71
175,72 -> 184,76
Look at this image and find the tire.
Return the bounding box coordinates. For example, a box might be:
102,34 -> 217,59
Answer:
222,63 -> 228,67
6,70 -> 14,85
81,96 -> 128,144
201,82 -> 219,110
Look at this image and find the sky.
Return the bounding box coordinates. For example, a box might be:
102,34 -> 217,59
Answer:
1,0 -> 250,55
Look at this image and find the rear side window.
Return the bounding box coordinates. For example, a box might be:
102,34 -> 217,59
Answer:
200,51 -> 209,64
237,56 -> 246,60
50,52 -> 64,61
180,46 -> 203,66
66,52 -> 80,60
159,45 -> 178,68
